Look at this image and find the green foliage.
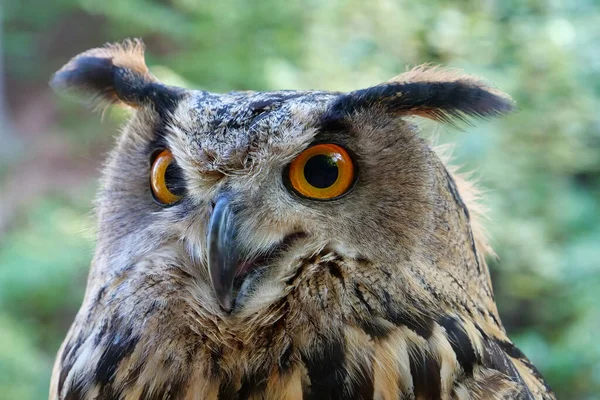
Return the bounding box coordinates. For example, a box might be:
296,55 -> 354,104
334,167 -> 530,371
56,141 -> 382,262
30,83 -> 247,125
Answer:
0,196 -> 95,359
2,0 -> 599,398
0,314 -> 51,400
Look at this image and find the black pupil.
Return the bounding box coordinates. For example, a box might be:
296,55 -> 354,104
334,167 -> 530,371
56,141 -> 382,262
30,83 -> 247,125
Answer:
164,161 -> 186,196
304,154 -> 339,189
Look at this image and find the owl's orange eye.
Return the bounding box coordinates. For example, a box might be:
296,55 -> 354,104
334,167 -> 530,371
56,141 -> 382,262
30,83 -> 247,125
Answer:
150,149 -> 185,205
287,143 -> 356,200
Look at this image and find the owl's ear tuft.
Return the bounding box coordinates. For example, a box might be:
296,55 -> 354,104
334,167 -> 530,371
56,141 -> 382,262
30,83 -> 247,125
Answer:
322,65 -> 515,128
50,39 -> 178,110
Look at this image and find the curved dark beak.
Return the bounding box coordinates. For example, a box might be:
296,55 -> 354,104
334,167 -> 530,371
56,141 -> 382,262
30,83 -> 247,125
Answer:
207,195 -> 241,312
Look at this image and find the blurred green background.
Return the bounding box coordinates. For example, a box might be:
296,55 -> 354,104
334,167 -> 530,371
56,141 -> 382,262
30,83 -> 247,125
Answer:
1,0 -> 599,398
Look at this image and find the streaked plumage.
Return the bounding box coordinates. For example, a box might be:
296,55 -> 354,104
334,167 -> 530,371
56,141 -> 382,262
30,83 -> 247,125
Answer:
49,39 -> 555,400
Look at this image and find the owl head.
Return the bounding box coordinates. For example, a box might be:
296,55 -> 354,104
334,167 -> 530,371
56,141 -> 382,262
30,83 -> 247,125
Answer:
52,38 -> 513,331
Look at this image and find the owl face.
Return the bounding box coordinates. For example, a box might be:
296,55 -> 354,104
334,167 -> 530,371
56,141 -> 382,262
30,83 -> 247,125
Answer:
96,88 -> 438,313
53,40 -> 513,319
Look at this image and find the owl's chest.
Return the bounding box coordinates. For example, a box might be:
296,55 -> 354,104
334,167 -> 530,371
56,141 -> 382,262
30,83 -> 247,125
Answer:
162,320 -> 378,399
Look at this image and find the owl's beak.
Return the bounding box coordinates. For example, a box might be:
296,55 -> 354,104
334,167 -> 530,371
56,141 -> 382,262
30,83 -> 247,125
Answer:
207,194 -> 241,312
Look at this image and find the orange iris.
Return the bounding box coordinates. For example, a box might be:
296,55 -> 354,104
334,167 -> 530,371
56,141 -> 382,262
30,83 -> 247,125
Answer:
288,143 -> 355,200
151,149 -> 183,205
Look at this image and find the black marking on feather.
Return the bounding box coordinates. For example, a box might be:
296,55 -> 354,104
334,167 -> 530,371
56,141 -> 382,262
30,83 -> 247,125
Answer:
327,261 -> 345,285
477,332 -> 535,400
148,124 -> 172,154
300,336 -> 348,400
278,341 -> 294,372
359,318 -> 393,339
57,367 -> 70,397
488,310 -> 501,326
94,318 -> 139,388
439,315 -> 478,376
443,166 -> 484,276
59,334 -> 83,370
58,335 -> 84,394
218,377 -> 238,400
496,338 -> 527,359
443,167 -> 469,220
185,337 -> 203,364
210,346 -> 224,377
379,265 -> 393,279
354,285 -> 374,314
481,337 -> 522,379
382,292 -> 434,339
408,347 -> 442,400
139,378 -> 188,400
236,369 -> 270,399
345,356 -> 375,400
63,382 -> 86,400
496,339 -> 550,389
97,382 -> 123,399
95,286 -> 107,305
354,285 -> 393,338
246,93 -> 301,119
285,262 -> 307,286
95,320 -> 108,346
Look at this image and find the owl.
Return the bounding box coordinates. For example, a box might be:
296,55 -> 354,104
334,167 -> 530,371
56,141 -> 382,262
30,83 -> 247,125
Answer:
49,39 -> 556,400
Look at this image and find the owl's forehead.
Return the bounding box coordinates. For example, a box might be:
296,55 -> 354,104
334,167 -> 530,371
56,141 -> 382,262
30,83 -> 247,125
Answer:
165,89 -> 338,170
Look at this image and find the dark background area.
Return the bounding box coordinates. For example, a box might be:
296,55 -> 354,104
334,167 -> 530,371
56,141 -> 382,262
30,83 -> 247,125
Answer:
1,1 -> 599,398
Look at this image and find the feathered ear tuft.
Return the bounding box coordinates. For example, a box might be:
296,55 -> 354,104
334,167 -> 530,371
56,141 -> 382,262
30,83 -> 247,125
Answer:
50,39 -> 179,111
322,65 -> 515,127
